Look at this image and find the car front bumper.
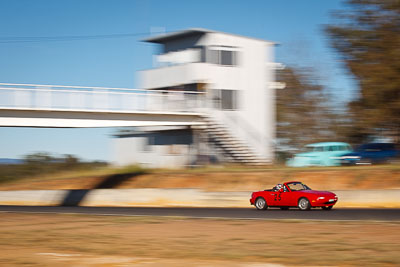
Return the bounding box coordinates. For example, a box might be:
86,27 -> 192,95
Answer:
311,198 -> 338,207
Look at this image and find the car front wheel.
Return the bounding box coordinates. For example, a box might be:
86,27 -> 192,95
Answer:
255,197 -> 268,210
298,198 -> 311,211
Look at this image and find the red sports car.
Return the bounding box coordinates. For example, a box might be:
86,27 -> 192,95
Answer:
250,181 -> 338,211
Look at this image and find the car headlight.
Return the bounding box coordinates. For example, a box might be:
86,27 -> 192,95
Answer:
317,197 -> 325,200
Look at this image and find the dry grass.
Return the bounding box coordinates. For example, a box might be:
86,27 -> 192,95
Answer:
0,213 -> 399,266
0,164 -> 400,192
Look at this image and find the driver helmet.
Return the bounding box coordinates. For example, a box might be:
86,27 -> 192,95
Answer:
276,183 -> 283,191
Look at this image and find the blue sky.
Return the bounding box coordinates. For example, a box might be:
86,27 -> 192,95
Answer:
0,0 -> 355,161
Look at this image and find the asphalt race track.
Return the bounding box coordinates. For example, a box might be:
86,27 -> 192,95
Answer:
0,205 -> 399,221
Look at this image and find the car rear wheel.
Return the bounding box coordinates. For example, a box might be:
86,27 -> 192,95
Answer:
321,206 -> 333,210
255,197 -> 268,210
298,198 -> 311,211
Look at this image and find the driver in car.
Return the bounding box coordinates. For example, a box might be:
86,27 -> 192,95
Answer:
273,183 -> 283,192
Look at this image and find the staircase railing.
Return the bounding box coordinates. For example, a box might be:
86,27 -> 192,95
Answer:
203,111 -> 268,162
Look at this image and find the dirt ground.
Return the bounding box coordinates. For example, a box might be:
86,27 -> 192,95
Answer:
1,165 -> 400,192
0,213 -> 399,266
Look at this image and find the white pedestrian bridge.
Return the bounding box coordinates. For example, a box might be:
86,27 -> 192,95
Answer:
0,83 -> 207,128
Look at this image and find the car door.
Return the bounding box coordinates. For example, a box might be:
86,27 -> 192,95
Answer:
284,184 -> 301,206
272,185 -> 292,206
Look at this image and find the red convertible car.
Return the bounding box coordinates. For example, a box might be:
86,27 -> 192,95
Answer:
250,181 -> 338,211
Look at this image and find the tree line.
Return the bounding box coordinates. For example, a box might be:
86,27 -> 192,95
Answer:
276,0 -> 400,158
0,152 -> 107,184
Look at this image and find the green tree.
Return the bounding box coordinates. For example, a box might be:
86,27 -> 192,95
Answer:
63,154 -> 79,167
23,152 -> 54,164
325,0 -> 400,143
276,66 -> 338,157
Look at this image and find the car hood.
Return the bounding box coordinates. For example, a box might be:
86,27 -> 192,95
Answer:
301,190 -> 336,197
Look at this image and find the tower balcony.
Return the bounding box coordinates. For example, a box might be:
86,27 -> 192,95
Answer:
140,62 -> 240,90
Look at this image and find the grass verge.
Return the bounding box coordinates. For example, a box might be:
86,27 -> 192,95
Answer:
0,213 -> 399,266
0,163 -> 400,191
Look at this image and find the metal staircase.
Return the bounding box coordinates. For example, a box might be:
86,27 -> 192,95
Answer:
196,116 -> 269,165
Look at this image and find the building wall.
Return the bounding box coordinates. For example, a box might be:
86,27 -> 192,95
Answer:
200,32 -> 275,160
140,31 -> 276,162
113,130 -> 196,168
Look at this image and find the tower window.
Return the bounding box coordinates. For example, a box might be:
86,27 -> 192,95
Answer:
205,46 -> 238,66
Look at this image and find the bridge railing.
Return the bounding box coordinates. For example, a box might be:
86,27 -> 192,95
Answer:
0,83 -> 208,113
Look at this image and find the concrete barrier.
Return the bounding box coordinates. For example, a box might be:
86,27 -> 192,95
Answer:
0,189 -> 399,208
334,189 -> 400,208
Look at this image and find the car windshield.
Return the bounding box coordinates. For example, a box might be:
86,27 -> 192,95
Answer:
304,145 -> 351,152
287,183 -> 311,191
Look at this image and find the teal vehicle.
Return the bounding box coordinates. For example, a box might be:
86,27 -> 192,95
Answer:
286,142 -> 352,167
